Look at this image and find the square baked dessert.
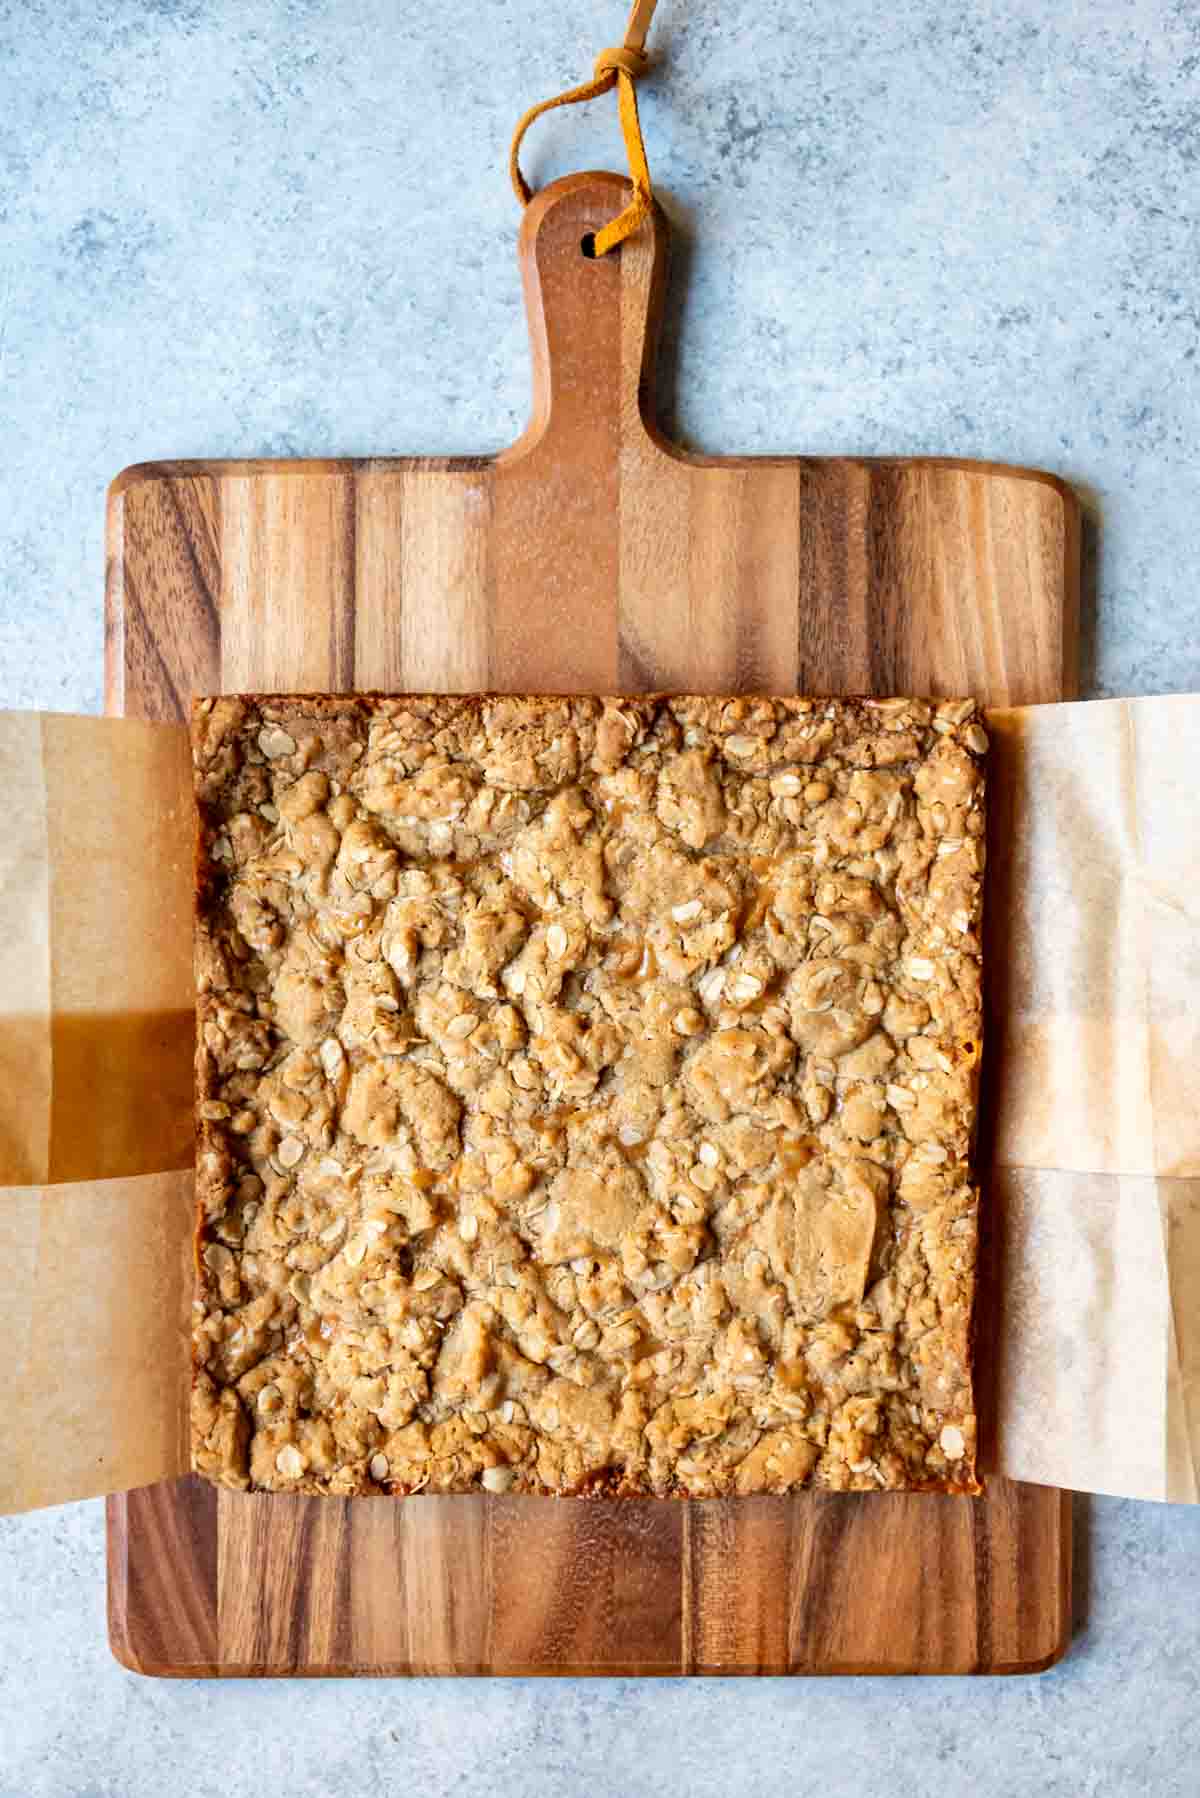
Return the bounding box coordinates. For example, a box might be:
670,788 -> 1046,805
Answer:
192,694 -> 986,1497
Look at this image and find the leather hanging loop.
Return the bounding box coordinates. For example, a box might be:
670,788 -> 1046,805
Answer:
509,0 -> 659,255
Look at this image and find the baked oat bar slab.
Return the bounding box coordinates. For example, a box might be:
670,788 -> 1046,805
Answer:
192,694 -> 986,1498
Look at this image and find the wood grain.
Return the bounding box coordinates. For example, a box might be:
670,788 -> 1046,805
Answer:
105,170 -> 1076,1677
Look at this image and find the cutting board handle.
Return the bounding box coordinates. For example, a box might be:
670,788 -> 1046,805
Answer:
502,170 -> 670,467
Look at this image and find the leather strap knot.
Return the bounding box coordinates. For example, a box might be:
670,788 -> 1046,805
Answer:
593,44 -> 648,82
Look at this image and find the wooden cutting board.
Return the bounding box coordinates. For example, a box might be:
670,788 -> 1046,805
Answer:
105,172 -> 1076,1677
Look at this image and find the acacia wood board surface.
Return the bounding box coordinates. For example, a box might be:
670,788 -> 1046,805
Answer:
105,171 -> 1077,1677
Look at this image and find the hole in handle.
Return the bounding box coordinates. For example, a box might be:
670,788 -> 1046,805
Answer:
580,232 -> 598,259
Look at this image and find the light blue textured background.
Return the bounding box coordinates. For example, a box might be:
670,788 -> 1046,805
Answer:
2,2 -> 1199,1793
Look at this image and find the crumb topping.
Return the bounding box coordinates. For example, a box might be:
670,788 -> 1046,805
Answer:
192,694 -> 985,1497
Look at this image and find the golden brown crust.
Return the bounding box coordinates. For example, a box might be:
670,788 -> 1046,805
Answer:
192,694 -> 986,1498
